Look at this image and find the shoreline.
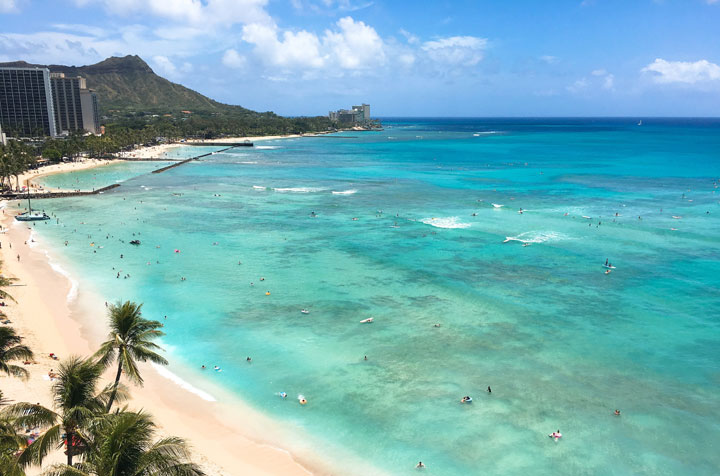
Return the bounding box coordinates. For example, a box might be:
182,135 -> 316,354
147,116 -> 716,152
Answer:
0,203 -> 345,475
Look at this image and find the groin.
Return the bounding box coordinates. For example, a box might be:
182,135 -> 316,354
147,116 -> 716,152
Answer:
151,145 -> 239,174
1,183 -> 121,200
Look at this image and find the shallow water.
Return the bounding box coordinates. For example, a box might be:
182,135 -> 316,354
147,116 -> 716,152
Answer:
26,119 -> 720,475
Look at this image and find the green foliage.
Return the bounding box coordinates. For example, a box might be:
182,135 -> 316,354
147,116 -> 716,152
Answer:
0,327 -> 33,380
94,301 -> 167,411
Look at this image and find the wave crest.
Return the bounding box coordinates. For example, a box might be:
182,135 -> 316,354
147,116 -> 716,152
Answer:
420,217 -> 471,229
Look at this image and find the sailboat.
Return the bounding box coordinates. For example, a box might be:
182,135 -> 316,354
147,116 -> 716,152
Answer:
15,188 -> 50,221
637,120 -> 643,126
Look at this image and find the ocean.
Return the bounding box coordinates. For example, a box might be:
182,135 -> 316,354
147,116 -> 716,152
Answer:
28,118 -> 720,475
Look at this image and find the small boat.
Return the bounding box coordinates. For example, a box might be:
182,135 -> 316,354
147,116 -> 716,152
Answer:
15,188 -> 50,222
637,120 -> 642,126
130,240 -> 141,245
16,210 -> 51,221
300,309 -> 310,314
360,317 -> 374,324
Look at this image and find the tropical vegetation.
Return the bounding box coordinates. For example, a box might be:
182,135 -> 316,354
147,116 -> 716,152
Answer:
0,300 -> 200,475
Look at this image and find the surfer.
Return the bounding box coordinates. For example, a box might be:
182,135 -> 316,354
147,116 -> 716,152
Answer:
605,258 -> 609,266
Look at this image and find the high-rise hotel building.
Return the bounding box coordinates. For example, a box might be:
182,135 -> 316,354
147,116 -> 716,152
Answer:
0,67 -> 101,138
0,67 -> 57,137
50,73 -> 100,135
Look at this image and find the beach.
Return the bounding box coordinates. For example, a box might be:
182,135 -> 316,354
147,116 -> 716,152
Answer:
0,209 -> 329,474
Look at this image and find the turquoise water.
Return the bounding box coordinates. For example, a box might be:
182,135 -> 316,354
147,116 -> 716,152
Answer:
25,119 -> 720,475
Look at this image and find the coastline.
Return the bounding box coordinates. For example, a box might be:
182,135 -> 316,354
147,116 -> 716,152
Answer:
0,204 -> 342,475
19,158 -> 122,193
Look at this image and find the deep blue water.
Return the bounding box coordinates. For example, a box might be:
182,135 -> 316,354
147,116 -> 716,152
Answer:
31,118 -> 720,475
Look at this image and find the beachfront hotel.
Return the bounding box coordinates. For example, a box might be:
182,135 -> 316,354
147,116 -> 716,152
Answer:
0,67 -> 57,137
50,73 -> 101,135
0,67 -> 101,138
329,103 -> 371,124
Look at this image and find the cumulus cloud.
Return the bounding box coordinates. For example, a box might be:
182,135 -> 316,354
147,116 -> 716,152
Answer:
152,55 -> 178,77
566,78 -> 588,93
242,23 -> 325,69
222,49 -> 246,69
641,58 -> 720,84
241,16 -> 384,72
399,28 -> 419,45
324,16 -> 385,69
421,36 -> 487,66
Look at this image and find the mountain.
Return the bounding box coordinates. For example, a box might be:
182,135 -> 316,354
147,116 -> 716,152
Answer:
0,55 -> 254,115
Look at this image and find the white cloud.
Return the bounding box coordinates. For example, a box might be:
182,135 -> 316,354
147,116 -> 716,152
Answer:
241,16 -> 384,72
399,29 -> 419,45
603,73 -> 615,90
222,49 -> 246,69
591,68 -> 607,76
641,58 -> 720,84
566,78 -> 588,93
421,36 -> 487,66
152,55 -> 178,77
323,17 -> 385,69
0,0 -> 19,13
242,23 -> 325,69
77,0 -> 272,27
540,55 -> 559,64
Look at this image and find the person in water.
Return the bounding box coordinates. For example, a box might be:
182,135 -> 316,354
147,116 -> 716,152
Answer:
487,386 -> 492,393
614,409 -> 621,415
416,462 -> 425,469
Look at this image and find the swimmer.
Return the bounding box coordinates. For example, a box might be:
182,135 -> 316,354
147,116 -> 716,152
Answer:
605,269 -> 611,275
487,386 -> 491,393
201,365 -> 206,370
280,392 -> 287,398
364,355 -> 368,361
416,462 -> 425,469
433,323 -> 441,327
246,356 -> 252,362
614,409 -> 621,416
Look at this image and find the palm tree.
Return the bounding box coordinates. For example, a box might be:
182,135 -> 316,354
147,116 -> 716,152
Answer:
0,327 -> 33,379
43,411 -> 204,476
94,301 -> 167,412
0,272 -> 17,303
3,356 -> 124,467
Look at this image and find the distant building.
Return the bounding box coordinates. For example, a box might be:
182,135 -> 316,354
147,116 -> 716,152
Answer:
0,123 -> 6,146
0,67 -> 57,137
329,103 -> 371,124
50,73 -> 100,135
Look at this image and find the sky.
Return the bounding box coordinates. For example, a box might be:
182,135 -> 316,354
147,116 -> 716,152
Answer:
1,0 -> 719,117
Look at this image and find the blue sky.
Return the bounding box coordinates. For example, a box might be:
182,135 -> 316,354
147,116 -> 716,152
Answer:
1,0 -> 719,116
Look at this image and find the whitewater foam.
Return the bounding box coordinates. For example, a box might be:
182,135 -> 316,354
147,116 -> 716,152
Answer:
151,363 -> 217,402
503,231 -> 566,244
273,187 -> 325,193
256,145 -> 281,150
252,185 -> 267,190
420,217 -> 471,229
331,189 -> 357,195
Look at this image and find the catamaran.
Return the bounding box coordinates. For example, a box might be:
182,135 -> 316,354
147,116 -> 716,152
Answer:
15,188 -> 50,222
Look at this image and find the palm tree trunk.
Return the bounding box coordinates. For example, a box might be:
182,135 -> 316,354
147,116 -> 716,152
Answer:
67,429 -> 74,465
106,360 -> 123,412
